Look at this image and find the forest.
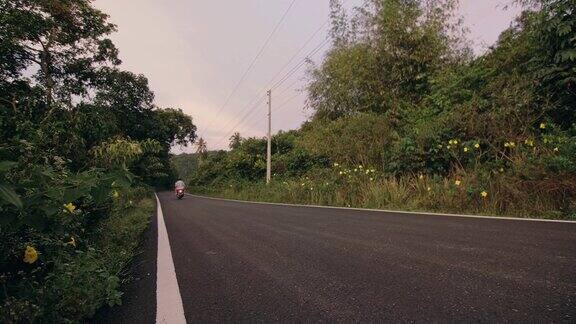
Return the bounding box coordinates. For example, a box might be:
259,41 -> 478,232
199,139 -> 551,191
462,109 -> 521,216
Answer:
174,0 -> 576,220
0,0 -> 196,321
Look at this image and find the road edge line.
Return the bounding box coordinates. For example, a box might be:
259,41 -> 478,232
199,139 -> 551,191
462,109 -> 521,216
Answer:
185,193 -> 576,224
155,193 -> 186,324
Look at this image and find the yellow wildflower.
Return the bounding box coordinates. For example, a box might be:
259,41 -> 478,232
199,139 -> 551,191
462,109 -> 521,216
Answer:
480,191 -> 488,198
540,123 -> 546,129
463,147 -> 469,153
111,190 -> 119,198
554,147 -> 559,152
455,180 -> 462,186
525,139 -> 534,147
23,246 -> 38,264
419,174 -> 424,180
63,202 -> 76,214
427,187 -> 432,192
370,178 -> 374,181
339,171 -> 343,175
66,237 -> 76,248
333,163 -> 339,167
474,143 -> 480,149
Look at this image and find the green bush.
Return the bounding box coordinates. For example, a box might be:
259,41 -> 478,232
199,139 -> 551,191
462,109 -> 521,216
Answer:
0,187 -> 153,323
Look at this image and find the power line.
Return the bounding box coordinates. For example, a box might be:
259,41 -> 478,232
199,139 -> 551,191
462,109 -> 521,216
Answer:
215,38 -> 330,146
214,95 -> 268,146
213,21 -> 328,140
244,90 -> 303,132
200,0 -> 298,136
271,38 -> 330,91
213,39 -> 329,143
214,0 -> 350,147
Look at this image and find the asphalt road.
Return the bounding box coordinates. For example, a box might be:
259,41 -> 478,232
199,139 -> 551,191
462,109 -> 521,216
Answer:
96,192 -> 576,323
158,192 -> 576,323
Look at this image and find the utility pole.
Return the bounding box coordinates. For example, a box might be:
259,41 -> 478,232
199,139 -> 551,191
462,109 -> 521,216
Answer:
266,89 -> 272,184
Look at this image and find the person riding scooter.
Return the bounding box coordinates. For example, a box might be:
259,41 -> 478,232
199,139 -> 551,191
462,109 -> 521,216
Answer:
175,180 -> 186,199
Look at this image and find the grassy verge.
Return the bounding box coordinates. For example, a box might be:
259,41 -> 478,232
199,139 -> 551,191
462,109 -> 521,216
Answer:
0,187 -> 154,323
193,168 -> 575,220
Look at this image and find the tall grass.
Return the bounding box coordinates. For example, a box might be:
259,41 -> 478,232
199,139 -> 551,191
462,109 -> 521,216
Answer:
194,166 -> 575,220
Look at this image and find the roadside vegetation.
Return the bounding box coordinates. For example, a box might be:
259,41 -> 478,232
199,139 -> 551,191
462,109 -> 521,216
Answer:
0,0 -> 196,322
174,0 -> 575,220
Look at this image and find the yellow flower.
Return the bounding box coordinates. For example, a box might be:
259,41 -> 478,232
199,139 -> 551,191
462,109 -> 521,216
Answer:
447,145 -> 452,149
370,178 -> 374,181
23,246 -> 38,264
525,139 -> 534,147
333,163 -> 339,167
463,147 -> 469,153
63,202 -> 76,214
474,143 -> 480,149
418,174 -> 424,179
339,171 -> 343,175
540,123 -> 546,129
427,187 -> 432,192
554,147 -> 559,152
111,190 -> 119,198
455,180 -> 461,186
510,142 -> 516,148
480,191 -> 488,198
66,237 -> 76,248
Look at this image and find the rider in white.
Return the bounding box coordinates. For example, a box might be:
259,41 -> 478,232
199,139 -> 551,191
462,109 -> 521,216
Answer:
175,180 -> 185,191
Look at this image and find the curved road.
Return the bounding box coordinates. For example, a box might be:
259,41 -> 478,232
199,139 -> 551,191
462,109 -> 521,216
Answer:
95,192 -> 576,323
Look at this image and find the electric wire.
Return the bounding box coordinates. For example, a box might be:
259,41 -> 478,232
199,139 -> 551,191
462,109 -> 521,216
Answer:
200,0 -> 298,136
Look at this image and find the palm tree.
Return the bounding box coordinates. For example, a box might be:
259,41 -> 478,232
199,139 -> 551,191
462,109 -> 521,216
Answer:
229,132 -> 242,150
196,137 -> 208,162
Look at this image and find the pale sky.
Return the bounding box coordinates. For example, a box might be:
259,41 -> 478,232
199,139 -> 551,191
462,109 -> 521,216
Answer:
93,0 -> 522,151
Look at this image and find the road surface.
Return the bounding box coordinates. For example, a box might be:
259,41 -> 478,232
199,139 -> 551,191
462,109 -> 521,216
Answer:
95,192 -> 576,323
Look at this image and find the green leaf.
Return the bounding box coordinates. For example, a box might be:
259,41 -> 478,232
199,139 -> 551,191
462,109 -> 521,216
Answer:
63,187 -> 89,203
0,184 -> 23,209
91,184 -> 111,206
0,161 -> 17,173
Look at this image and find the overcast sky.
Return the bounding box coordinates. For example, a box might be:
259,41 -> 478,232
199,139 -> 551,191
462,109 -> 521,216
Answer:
93,0 -> 522,152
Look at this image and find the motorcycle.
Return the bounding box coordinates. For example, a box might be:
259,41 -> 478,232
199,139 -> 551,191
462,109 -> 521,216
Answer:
175,188 -> 184,200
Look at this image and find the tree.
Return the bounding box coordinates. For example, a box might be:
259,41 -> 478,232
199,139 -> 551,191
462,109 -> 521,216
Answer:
196,137 -> 208,161
229,132 -> 242,150
0,0 -> 120,109
307,0 -> 470,120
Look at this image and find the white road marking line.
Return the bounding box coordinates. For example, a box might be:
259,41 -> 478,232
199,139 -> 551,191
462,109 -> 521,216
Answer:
155,194 -> 186,324
185,193 -> 576,224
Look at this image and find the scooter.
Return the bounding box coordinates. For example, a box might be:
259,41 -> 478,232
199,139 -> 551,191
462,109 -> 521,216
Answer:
176,188 -> 184,199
